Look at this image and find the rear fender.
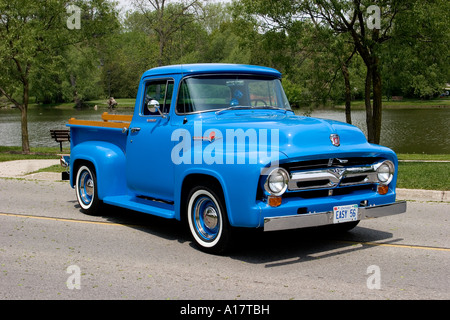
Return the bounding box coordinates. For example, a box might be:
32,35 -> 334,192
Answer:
70,141 -> 127,200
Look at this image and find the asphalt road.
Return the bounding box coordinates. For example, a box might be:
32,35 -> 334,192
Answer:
0,178 -> 448,302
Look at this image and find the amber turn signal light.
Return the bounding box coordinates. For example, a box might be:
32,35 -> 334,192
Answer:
268,196 -> 282,207
377,184 -> 389,195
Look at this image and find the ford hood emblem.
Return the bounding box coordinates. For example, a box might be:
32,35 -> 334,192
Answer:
330,134 -> 340,147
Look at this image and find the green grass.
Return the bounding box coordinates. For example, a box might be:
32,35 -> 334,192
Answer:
0,146 -> 66,162
28,98 -> 136,109
397,154 -> 450,161
396,154 -> 450,190
30,164 -> 67,174
397,162 -> 450,191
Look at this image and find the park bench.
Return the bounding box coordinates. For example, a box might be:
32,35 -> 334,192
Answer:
50,129 -> 70,151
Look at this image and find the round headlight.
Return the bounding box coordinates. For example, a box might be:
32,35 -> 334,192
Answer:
376,160 -> 394,184
264,168 -> 289,196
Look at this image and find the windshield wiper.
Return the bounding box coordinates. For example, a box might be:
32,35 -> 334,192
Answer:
215,106 -> 253,115
252,106 -> 286,111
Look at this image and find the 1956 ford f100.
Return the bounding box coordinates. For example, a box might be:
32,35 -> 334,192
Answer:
63,63 -> 406,254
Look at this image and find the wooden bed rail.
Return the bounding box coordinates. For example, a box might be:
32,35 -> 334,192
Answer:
68,112 -> 133,128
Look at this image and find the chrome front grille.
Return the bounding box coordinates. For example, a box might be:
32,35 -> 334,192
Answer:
283,158 -> 383,192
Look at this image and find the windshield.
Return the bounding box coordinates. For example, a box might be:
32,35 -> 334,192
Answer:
176,75 -> 291,114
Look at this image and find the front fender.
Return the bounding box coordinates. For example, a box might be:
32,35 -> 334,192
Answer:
174,151 -> 288,228
70,141 -> 127,200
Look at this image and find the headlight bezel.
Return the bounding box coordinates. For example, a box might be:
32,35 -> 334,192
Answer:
375,160 -> 395,185
264,167 -> 290,196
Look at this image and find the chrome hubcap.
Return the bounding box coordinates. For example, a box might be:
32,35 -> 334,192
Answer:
193,196 -> 220,241
203,206 -> 218,229
79,171 -> 94,205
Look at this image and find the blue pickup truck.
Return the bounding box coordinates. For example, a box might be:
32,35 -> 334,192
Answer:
64,63 -> 406,254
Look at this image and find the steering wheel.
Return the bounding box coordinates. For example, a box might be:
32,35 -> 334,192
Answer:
251,99 -> 268,107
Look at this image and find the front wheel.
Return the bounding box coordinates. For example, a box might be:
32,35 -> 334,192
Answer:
75,164 -> 102,215
187,185 -> 232,254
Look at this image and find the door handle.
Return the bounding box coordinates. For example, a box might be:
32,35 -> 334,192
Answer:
130,127 -> 141,133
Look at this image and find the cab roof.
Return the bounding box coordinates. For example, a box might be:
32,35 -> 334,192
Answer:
141,63 -> 282,79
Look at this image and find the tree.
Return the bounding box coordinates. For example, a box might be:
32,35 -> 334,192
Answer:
98,15 -> 159,99
0,0 -> 118,153
0,0 -> 61,152
132,0 -> 203,66
239,0 -> 417,144
285,22 -> 357,122
381,0 -> 449,99
315,0 -> 405,144
308,0 -> 398,143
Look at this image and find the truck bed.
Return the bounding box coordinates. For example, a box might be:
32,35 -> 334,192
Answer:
67,112 -> 133,153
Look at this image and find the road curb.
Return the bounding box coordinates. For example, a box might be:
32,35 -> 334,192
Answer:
396,188 -> 449,202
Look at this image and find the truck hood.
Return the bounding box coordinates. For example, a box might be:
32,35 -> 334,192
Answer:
191,110 -> 383,161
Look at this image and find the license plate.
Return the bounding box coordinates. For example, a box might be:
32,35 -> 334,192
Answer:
333,204 -> 358,223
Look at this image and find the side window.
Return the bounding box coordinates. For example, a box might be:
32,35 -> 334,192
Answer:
143,79 -> 174,116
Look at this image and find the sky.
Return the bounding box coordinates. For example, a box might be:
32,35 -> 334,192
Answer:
116,0 -> 133,13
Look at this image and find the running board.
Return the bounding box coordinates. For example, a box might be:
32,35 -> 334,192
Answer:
102,195 -> 175,219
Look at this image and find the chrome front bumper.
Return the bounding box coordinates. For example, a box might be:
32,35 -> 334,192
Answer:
263,201 -> 407,232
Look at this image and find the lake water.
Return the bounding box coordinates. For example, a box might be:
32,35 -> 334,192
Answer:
0,106 -> 449,154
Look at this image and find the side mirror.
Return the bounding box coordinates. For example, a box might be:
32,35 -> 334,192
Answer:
147,99 -> 166,118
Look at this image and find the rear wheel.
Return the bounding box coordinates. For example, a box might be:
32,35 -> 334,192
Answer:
75,164 -> 102,215
187,184 -> 232,254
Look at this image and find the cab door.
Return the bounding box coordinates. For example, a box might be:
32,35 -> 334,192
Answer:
126,78 -> 175,202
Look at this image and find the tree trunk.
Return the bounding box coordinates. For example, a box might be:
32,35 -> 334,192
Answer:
158,38 -> 164,66
362,60 -> 383,145
70,74 -> 82,109
20,106 -> 30,153
341,63 -> 352,124
0,85 -> 30,153
372,60 -> 383,145
20,79 -> 31,154
364,65 -> 375,143
157,30 -> 166,67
